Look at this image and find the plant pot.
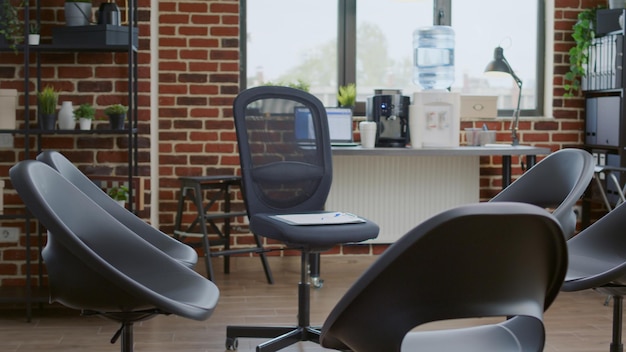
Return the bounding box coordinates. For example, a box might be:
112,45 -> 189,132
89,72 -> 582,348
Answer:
78,118 -> 92,130
28,34 -> 40,45
116,200 -> 126,207
64,2 -> 92,26
107,113 -> 126,130
39,113 -> 57,130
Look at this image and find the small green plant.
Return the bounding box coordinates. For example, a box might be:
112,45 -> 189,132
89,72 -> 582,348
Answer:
104,103 -> 128,116
337,84 -> 356,108
29,23 -> 39,34
564,7 -> 603,97
73,103 -> 95,120
108,185 -> 129,202
37,86 -> 58,115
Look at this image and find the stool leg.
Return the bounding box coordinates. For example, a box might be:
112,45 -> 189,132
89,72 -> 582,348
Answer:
191,183 -> 215,281
173,186 -> 187,240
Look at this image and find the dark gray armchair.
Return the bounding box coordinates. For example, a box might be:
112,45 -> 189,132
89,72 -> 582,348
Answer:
562,202 -> 626,352
36,150 -> 198,269
10,160 -> 219,352
320,202 -> 568,352
490,148 -> 595,239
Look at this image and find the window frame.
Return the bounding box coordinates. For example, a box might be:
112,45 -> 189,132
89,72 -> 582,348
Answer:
240,0 -> 546,117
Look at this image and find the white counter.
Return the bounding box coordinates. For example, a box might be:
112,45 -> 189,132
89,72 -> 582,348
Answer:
326,145 -> 550,243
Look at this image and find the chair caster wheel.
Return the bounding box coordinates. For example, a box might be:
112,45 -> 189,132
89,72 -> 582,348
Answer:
226,337 -> 238,350
311,276 -> 324,288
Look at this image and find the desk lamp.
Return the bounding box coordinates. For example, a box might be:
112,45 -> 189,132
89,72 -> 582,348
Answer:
484,46 -> 523,146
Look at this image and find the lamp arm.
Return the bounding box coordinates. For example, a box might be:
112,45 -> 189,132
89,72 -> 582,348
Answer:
501,57 -> 523,146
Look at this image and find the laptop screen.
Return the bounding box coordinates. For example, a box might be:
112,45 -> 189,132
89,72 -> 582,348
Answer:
294,107 -> 354,144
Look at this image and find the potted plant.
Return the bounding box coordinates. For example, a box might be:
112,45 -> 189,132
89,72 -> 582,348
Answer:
37,85 -> 58,130
65,0 -> 92,27
337,83 -> 356,108
108,185 -> 129,207
564,7 -> 601,97
104,103 -> 128,130
28,23 -> 39,45
0,0 -> 23,52
74,103 -> 95,130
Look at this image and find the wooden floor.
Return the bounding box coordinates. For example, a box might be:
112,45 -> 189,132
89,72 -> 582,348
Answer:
0,255 -> 621,351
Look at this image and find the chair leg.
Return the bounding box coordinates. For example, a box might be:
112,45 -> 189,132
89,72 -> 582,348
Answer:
225,251 -> 320,351
121,322 -> 133,352
611,296 -> 624,352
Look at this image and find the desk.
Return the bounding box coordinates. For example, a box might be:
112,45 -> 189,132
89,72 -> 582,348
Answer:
327,145 -> 550,243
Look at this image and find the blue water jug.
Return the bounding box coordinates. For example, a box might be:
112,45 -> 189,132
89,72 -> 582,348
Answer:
413,26 -> 455,90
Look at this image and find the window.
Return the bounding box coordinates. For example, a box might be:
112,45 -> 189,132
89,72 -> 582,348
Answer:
243,0 -> 544,116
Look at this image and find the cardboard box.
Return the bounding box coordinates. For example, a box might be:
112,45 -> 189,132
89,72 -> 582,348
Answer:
0,89 -> 17,130
460,95 -> 498,119
52,25 -> 138,48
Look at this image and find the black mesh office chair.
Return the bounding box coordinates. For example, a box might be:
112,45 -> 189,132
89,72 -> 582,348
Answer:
10,160 -> 219,352
225,86 -> 379,351
320,202 -> 568,352
36,150 -> 198,269
561,202 -> 626,352
489,148 -> 595,239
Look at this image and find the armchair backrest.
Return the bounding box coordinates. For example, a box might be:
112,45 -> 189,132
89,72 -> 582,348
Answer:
320,202 -> 567,352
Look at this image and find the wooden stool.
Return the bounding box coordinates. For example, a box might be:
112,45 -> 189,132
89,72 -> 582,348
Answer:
173,175 -> 273,283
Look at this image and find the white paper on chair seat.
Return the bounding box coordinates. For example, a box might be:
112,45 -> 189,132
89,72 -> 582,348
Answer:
271,212 -> 366,225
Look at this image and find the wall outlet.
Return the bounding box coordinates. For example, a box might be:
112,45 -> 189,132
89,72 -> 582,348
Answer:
0,227 -> 19,243
0,134 -> 14,148
573,205 -> 583,222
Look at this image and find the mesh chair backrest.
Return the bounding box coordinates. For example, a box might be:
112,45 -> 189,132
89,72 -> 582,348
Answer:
321,202 -> 567,352
233,86 -> 333,216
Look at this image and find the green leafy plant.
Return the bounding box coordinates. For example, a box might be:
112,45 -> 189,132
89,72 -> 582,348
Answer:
337,84 -> 356,108
0,0 -> 24,52
104,103 -> 128,116
564,7 -> 602,97
108,185 -> 129,202
37,86 -> 58,115
29,23 -> 39,34
263,79 -> 310,92
73,103 -> 95,120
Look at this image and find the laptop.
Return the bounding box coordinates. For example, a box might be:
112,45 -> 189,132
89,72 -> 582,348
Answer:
294,107 -> 358,146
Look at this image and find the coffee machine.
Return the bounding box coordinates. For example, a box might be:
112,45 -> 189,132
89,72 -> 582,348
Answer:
366,90 -> 411,147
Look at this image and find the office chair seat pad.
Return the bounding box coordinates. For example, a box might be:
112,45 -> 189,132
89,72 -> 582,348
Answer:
250,212 -> 379,248
400,316 -> 544,352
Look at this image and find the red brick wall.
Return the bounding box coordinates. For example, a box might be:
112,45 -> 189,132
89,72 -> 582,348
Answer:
0,0 -> 604,286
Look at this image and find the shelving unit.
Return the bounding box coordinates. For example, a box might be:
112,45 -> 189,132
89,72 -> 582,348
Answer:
0,0 -> 139,321
582,8 -> 626,225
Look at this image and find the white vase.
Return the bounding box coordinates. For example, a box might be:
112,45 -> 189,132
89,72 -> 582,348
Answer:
79,118 -> 92,130
58,101 -> 75,130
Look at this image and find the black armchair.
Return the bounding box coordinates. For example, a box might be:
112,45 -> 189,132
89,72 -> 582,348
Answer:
36,150 -> 198,269
10,160 -> 219,352
489,148 -> 595,239
320,202 -> 568,352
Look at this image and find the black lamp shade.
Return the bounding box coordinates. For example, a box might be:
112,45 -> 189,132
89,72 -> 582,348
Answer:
484,47 -> 512,74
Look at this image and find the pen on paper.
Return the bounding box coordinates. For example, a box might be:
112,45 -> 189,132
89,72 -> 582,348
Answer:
321,213 -> 342,220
